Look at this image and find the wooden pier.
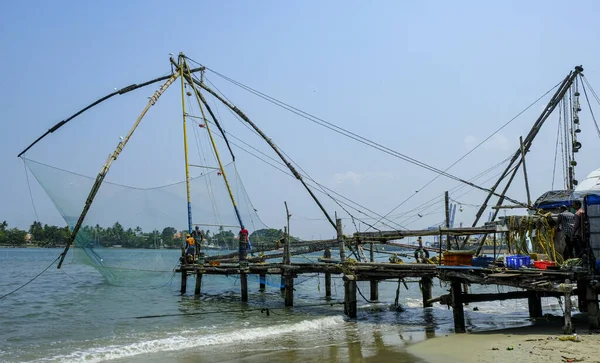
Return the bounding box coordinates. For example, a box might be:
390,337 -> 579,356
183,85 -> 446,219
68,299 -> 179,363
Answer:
177,219 -> 600,334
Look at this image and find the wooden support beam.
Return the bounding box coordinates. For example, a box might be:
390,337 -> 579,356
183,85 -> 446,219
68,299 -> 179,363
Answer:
337,218 -> 346,262
587,284 -> 599,330
520,136 -> 532,206
285,274 -> 294,307
240,273 -> 248,302
325,272 -> 332,298
451,281 -> 466,333
445,191 -> 451,251
259,273 -> 266,291
563,279 -> 573,334
180,271 -> 187,295
421,277 -> 433,308
527,291 -> 542,318
344,275 -> 357,318
194,272 -> 202,295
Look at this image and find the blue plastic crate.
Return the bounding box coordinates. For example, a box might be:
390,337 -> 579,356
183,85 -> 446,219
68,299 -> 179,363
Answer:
506,255 -> 531,269
472,256 -> 494,267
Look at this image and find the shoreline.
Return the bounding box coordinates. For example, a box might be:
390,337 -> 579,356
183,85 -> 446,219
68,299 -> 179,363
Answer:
407,314 -> 600,363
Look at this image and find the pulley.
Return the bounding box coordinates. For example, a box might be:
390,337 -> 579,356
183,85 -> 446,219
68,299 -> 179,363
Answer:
199,124 -> 205,128
575,128 -> 581,133
573,141 -> 582,151
186,91 -> 192,96
574,117 -> 580,124
571,160 -> 578,167
573,179 -> 579,185
575,92 -> 581,97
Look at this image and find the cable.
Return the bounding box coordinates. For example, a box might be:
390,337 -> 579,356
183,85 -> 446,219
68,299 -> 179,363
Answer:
193,116 -> 406,231
184,58 -> 526,206
0,255 -> 60,300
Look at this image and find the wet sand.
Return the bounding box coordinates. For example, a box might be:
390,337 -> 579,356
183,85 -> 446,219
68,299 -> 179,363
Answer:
408,315 -> 600,363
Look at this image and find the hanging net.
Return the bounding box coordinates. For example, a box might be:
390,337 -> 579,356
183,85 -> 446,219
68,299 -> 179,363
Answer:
23,157 -> 272,284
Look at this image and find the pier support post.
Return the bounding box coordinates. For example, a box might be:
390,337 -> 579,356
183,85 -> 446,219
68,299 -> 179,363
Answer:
421,277 -> 433,308
180,271 -> 187,295
325,272 -> 332,298
369,242 -> 378,301
194,272 -> 203,295
587,283 -> 599,329
259,273 -> 266,292
578,280 -> 588,312
370,280 -> 379,301
527,291 -> 542,318
563,279 -> 573,334
285,274 -> 294,307
451,281 -> 466,333
344,275 -> 357,318
240,272 -> 248,302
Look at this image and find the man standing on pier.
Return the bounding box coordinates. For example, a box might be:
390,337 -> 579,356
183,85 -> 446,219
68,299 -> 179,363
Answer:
414,237 -> 430,263
557,205 -> 575,259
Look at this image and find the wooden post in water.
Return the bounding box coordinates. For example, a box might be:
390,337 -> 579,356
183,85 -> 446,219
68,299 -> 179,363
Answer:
451,281 -> 466,333
180,271 -> 187,294
240,272 -> 248,302
284,274 -> 294,307
421,277 -> 433,308
563,279 -> 573,334
281,225 -> 289,293
325,272 -> 332,299
527,291 -> 542,318
369,242 -> 378,301
194,272 -> 203,295
259,273 -> 266,291
344,275 -> 357,318
587,283 -> 599,329
337,217 -> 345,262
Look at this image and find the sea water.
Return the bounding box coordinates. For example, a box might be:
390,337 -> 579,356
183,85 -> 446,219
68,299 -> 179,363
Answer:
0,248 -> 565,363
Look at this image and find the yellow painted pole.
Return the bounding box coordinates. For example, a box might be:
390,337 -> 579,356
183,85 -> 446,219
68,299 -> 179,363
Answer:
179,54 -> 193,234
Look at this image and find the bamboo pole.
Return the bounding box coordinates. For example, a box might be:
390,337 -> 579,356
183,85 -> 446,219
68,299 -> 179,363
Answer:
520,136 -> 532,206
57,72 -> 180,269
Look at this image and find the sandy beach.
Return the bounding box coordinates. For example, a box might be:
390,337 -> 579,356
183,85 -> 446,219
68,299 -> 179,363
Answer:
408,315 -> 600,363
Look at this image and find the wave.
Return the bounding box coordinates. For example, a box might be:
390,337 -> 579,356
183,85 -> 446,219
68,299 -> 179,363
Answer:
32,316 -> 346,363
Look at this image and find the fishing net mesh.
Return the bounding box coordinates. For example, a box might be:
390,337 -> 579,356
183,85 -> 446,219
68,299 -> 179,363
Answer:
23,158 -> 272,284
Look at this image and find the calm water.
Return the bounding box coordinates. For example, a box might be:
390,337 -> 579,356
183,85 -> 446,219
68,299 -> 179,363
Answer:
0,248 -> 564,363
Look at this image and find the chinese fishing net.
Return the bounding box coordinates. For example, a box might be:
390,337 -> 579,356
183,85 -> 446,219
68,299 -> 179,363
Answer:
23,157 -> 272,285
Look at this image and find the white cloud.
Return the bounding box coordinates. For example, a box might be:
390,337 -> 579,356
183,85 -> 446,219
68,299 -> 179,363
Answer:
333,171 -> 363,186
464,135 -> 478,149
464,133 -> 510,152
485,134 -> 510,151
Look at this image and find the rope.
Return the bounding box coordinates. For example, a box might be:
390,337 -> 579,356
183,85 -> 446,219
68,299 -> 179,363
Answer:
552,111 -> 561,190
22,159 -> 40,222
580,76 -> 600,139
355,283 -> 378,303
0,255 -> 60,300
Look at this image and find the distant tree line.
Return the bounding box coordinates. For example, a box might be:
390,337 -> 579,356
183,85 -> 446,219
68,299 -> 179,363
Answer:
0,221 -> 299,249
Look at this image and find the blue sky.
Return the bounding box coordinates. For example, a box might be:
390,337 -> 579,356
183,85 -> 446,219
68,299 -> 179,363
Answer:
1,1 -> 600,240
